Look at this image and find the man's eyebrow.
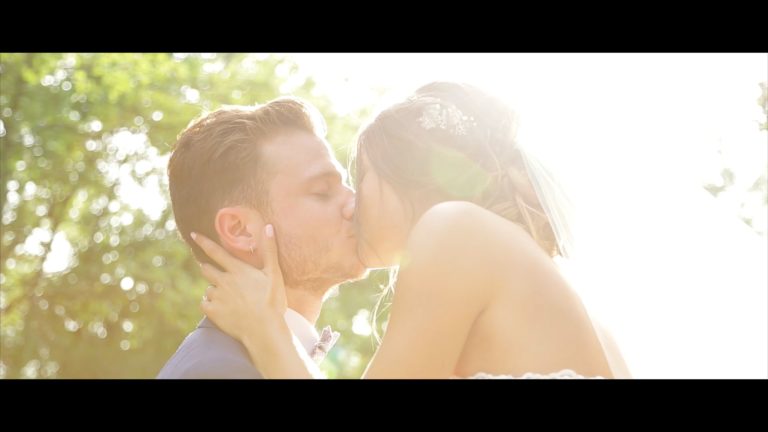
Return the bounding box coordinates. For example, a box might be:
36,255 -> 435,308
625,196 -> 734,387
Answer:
302,168 -> 345,184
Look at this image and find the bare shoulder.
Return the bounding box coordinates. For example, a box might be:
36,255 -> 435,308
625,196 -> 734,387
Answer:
415,200 -> 497,228
364,203 -> 515,378
403,201 -> 541,290
408,201 -> 536,263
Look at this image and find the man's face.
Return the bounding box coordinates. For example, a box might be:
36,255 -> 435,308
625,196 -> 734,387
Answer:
262,131 -> 366,291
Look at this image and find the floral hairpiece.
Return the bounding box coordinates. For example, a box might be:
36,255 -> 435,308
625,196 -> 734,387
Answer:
418,102 -> 476,136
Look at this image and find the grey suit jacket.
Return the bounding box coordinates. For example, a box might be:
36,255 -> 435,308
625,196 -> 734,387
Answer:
156,317 -> 262,379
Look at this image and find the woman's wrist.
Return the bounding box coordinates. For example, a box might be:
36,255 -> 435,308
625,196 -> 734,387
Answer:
240,313 -> 319,379
241,313 -> 290,358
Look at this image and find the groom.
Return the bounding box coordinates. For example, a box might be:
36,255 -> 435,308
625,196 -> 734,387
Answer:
157,97 -> 367,378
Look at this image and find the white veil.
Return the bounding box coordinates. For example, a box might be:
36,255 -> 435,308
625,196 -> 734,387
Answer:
515,113 -> 768,379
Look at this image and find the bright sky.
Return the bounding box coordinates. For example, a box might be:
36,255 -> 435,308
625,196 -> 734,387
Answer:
288,53 -> 768,231
289,53 -> 766,178
21,53 -> 766,377
286,53 -> 768,377
37,54 -> 765,275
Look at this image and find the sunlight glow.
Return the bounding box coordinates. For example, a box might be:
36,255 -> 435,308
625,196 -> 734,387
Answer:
351,309 -> 372,336
291,53 -> 767,227
289,53 -> 768,378
105,131 -> 169,221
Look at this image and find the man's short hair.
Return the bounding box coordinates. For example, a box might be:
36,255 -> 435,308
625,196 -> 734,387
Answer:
168,97 -> 326,263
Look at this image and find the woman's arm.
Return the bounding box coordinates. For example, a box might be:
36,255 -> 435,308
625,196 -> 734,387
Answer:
361,202 -> 500,378
197,203 -> 614,378
239,318 -> 321,379
194,203 -> 503,378
193,227 -> 321,379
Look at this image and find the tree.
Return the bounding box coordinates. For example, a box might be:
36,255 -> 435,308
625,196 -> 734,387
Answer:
0,53 -> 384,378
703,81 -> 768,232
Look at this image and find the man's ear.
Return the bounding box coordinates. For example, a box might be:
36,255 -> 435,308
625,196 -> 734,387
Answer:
214,206 -> 265,258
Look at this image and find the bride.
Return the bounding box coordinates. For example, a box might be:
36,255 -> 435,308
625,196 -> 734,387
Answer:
191,82 -> 767,379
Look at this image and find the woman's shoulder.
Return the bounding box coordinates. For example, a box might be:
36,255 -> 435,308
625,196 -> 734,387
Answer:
393,202 -> 513,316
407,201 -> 558,287
418,200 -> 497,224
404,201 -> 541,284
409,201 -> 533,257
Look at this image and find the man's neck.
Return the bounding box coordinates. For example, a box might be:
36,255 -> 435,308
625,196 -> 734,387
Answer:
285,286 -> 327,324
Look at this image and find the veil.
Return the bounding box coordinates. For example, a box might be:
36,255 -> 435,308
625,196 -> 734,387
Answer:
515,113 -> 768,379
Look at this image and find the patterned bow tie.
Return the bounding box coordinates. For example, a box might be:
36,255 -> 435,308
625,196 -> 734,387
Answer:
310,325 -> 340,363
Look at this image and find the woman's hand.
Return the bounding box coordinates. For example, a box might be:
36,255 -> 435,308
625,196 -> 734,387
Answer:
191,225 -> 319,378
192,225 -> 286,345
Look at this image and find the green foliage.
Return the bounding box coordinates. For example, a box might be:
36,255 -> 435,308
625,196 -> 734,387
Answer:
758,82 -> 767,131
0,53 -> 384,378
703,81 -> 768,230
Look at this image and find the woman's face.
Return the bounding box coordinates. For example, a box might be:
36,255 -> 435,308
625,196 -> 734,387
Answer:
354,153 -> 412,268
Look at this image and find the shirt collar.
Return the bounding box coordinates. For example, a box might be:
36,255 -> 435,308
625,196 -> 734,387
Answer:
283,308 -> 320,355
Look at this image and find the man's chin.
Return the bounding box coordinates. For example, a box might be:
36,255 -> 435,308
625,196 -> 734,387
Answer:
324,259 -> 369,285
349,263 -> 370,281
336,258 -> 369,283
353,247 -> 372,276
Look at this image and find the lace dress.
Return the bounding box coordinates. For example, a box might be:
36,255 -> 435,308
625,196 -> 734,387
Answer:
464,369 -> 604,379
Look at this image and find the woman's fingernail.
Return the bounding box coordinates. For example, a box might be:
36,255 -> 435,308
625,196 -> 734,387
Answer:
265,224 -> 274,238
191,232 -> 197,240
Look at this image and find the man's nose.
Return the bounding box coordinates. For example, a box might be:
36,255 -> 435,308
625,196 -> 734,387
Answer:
342,193 -> 355,221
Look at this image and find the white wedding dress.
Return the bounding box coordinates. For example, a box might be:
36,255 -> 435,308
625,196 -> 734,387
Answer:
466,369 -> 603,379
